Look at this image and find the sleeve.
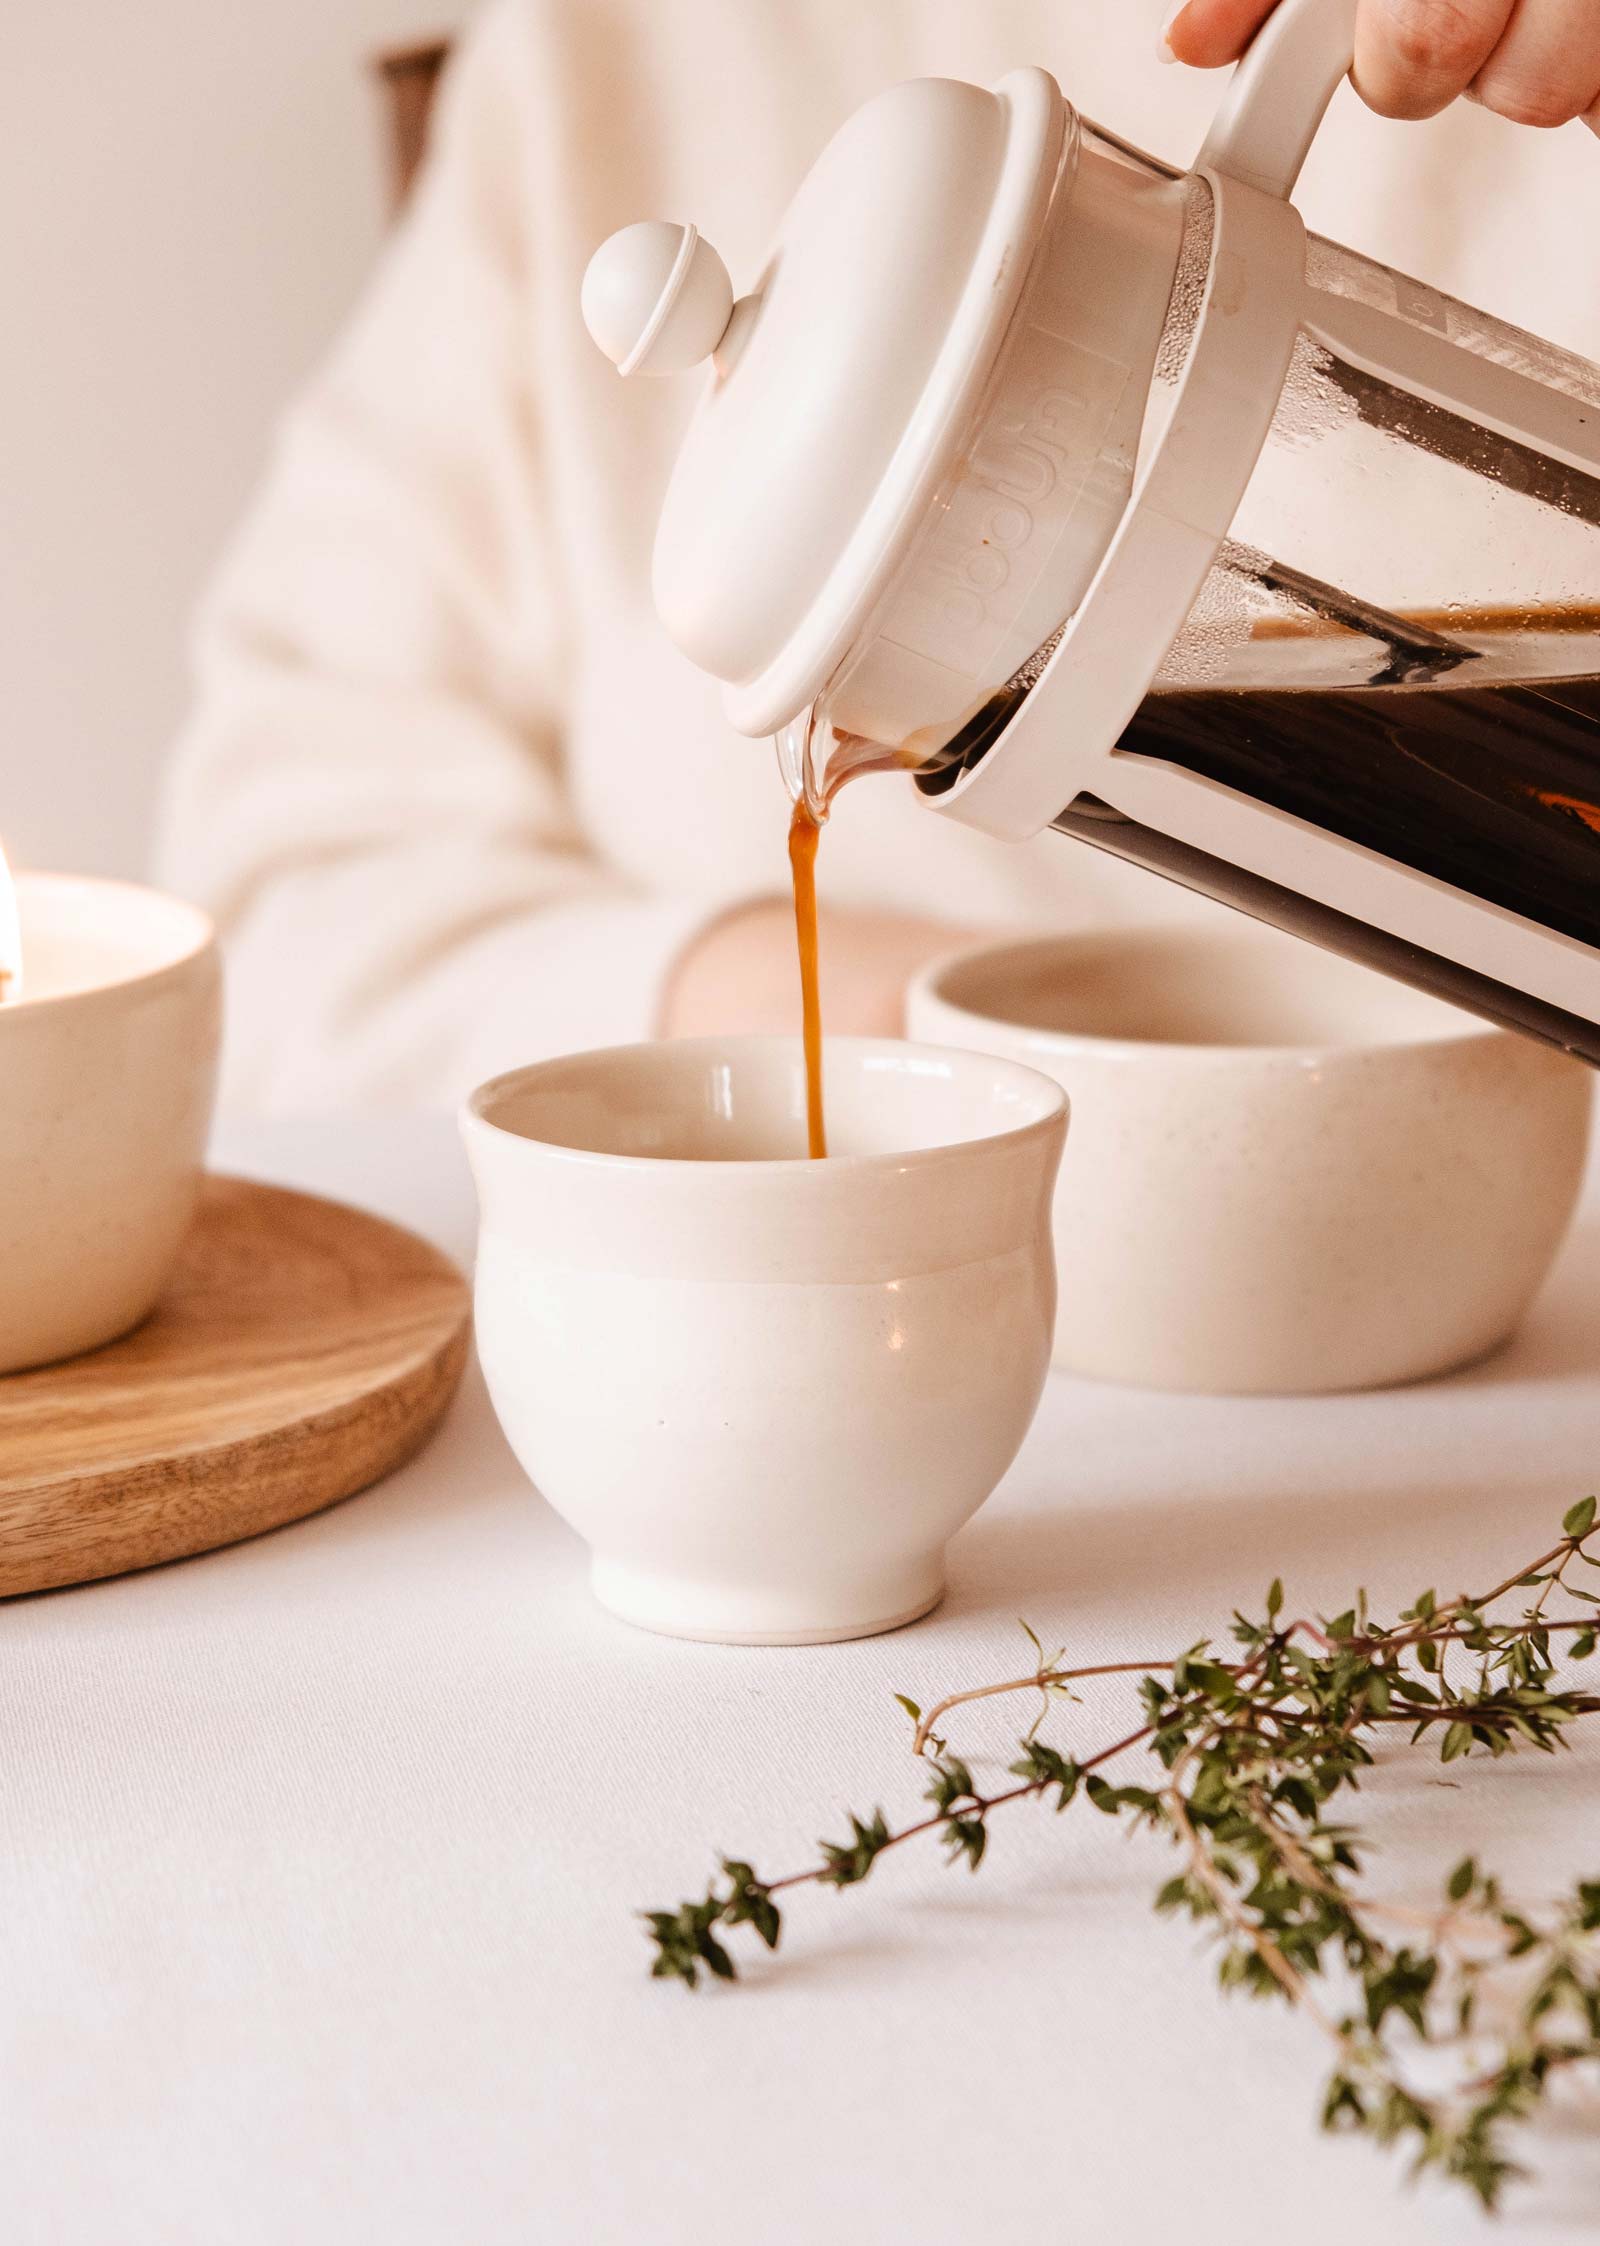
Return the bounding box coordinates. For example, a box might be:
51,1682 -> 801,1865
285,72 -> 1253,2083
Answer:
156,2 -> 750,1113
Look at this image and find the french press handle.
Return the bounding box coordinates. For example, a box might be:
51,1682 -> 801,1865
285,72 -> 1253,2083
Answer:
1198,0 -> 1360,198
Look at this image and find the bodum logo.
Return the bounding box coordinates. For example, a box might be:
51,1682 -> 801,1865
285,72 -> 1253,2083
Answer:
886,328 -> 1131,679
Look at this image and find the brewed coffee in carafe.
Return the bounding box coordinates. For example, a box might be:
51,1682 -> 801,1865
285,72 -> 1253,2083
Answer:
959,607 -> 1600,1061
1102,610 -> 1600,976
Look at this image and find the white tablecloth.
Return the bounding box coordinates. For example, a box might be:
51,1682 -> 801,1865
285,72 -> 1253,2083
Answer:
5,1114 -> 1598,2245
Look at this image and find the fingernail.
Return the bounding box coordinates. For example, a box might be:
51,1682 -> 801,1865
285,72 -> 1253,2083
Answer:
1157,1 -> 1186,62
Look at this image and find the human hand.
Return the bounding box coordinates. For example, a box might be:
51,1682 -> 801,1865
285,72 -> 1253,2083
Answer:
661,899 -> 973,1041
1163,0 -> 1600,134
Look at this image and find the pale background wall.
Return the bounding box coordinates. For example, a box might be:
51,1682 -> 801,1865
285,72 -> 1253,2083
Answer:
0,0 -> 469,879
3,3 -> 1598,882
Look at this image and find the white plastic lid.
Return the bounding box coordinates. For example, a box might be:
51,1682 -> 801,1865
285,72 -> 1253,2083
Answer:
646,70 -> 1066,738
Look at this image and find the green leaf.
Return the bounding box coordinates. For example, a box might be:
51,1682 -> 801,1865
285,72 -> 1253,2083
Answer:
892,1693 -> 922,1724
1569,1629 -> 1596,1661
942,1815 -> 987,1872
698,1932 -> 736,1980
1266,1577 -> 1284,1621
1008,1740 -> 1080,1809
1440,1721 -> 1473,1762
1321,2074 -> 1367,2132
1563,1496 -> 1597,1540
819,1808 -> 892,1887
1363,1950 -> 1437,2033
719,1861 -> 782,1952
1448,1856 -> 1477,1902
1274,1775 -> 1318,1822
1325,1610 -> 1357,1642
925,1757 -> 976,1816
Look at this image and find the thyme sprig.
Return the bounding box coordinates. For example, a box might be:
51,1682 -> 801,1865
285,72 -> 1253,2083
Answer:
643,1500 -> 1600,2209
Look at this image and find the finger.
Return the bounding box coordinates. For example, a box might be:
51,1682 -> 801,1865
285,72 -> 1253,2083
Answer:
1469,0 -> 1600,126
1353,0 -> 1516,119
1161,0 -> 1278,68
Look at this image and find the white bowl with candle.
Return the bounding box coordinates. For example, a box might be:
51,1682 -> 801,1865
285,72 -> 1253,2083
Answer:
0,861 -> 220,1373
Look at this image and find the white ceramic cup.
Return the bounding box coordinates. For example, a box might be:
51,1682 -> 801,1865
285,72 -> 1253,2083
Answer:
0,874 -> 220,1373
909,925 -> 1591,1396
462,1036 -> 1067,1644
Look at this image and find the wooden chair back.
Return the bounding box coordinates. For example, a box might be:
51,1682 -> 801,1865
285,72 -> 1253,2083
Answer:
371,38 -> 453,211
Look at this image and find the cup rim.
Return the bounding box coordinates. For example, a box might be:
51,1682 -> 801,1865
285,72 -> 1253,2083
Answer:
910,928 -> 1511,1065
4,871 -> 216,1015
461,1032 -> 1068,1175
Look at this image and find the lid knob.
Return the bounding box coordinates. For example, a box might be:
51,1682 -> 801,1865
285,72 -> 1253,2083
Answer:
581,221 -> 734,378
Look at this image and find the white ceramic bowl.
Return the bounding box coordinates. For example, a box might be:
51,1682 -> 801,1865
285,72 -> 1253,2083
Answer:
462,1036 -> 1067,1644
0,874 -> 220,1373
909,925 -> 1591,1395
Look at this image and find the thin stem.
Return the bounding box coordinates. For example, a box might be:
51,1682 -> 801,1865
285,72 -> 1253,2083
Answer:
911,1607 -> 1596,1763
764,1720 -> 1157,1898
1162,1748 -> 1341,2036
1350,1539 -> 1576,1657
1279,1617 -> 1336,1652
1362,1689 -> 1600,1724
649,1518 -> 1600,2215
1237,1786 -> 1512,1948
1473,1538 -> 1576,1613
911,1660 -> 1173,1756
762,1782 -> 1038,1896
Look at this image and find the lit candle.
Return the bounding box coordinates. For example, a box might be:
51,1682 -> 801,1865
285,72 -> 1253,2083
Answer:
0,835 -> 20,1006
0,847 -> 220,1373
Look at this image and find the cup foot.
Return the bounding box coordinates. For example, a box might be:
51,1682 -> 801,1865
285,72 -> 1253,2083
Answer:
589,1554 -> 947,1645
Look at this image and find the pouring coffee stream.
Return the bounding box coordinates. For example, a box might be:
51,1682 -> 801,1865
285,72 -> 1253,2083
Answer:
583,0 -> 1600,1079
780,713 -> 919,1159
786,799 -> 826,1159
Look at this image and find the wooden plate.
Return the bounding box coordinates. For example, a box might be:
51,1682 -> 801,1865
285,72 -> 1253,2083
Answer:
0,1176 -> 471,1598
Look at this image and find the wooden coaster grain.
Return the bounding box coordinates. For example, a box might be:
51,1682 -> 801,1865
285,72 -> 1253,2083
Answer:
0,1176 -> 471,1598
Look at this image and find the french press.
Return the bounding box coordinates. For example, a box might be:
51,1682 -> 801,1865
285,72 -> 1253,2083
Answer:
582,0 -> 1600,1062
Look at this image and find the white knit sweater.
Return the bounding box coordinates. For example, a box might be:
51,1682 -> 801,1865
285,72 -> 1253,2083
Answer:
157,0 -> 1600,1110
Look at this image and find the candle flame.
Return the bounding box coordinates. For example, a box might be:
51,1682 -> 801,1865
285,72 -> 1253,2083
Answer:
0,834 -> 21,1004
